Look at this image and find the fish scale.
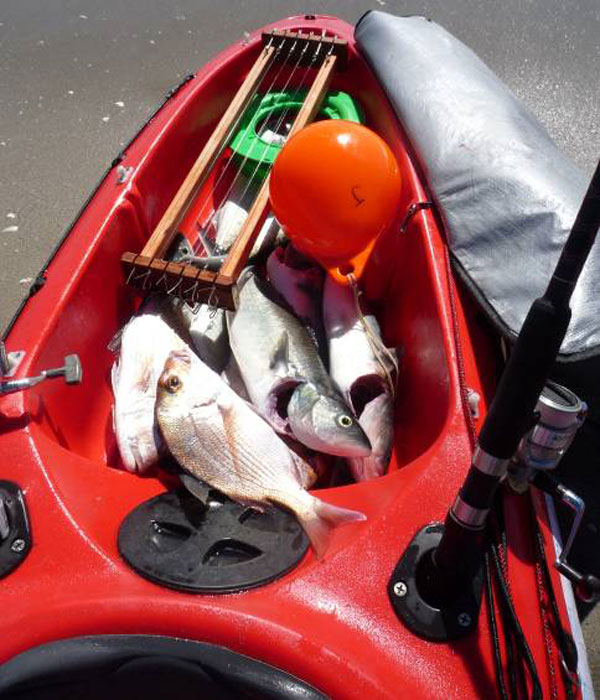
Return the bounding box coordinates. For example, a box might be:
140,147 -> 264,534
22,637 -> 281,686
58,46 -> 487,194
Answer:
228,270 -> 330,398
323,276 -> 396,481
171,402 -> 302,500
156,348 -> 366,557
227,269 -> 372,459
111,312 -> 188,474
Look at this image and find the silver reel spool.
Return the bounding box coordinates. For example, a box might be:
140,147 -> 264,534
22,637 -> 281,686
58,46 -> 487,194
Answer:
516,381 -> 587,478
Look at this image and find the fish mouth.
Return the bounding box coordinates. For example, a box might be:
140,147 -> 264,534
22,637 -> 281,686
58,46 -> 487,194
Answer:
349,374 -> 388,417
302,431 -> 371,459
341,437 -> 373,459
265,379 -> 302,434
282,244 -> 315,270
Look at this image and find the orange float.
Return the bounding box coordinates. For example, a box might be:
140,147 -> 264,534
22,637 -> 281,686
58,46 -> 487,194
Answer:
269,120 -> 402,283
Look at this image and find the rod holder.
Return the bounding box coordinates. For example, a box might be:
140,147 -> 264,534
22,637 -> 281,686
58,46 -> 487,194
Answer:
390,158 -> 600,639
388,523 -> 484,641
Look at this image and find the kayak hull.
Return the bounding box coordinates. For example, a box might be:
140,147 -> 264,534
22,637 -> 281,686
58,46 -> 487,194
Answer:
0,14 -> 579,699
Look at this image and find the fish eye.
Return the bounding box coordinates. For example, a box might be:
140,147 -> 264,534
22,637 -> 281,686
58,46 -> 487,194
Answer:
166,375 -> 182,393
337,414 -> 354,428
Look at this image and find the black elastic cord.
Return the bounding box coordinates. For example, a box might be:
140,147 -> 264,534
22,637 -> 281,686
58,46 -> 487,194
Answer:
485,505 -> 544,700
496,519 -> 520,699
485,551 -> 509,700
490,540 -> 543,700
533,524 -> 579,698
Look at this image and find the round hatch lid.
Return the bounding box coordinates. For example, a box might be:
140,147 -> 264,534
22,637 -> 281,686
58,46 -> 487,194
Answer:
118,489 -> 309,593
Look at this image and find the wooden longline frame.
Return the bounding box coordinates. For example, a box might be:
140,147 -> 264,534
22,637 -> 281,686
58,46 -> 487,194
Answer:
121,31 -> 348,310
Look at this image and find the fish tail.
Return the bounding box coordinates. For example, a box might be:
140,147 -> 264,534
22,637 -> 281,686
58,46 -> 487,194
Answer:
347,458 -> 366,482
348,456 -> 386,482
299,497 -> 366,560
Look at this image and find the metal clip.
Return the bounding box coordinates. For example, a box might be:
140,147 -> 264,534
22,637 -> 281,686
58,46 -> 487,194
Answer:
181,277 -> 198,304
125,261 -> 152,290
116,165 -> 133,184
207,286 -> 219,318
0,341 -> 25,379
151,261 -> 172,293
165,260 -> 186,296
0,354 -> 82,396
399,201 -> 433,234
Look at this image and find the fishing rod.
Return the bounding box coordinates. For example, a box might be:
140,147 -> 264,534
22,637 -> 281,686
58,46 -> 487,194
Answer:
390,159 -> 600,640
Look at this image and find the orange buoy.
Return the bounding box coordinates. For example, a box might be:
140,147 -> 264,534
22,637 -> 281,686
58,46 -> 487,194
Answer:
269,120 -> 402,283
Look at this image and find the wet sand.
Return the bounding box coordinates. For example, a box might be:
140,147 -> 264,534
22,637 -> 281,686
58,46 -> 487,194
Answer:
1,0 -> 599,687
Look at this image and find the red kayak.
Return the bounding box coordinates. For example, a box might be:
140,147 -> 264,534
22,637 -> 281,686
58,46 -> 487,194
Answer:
0,13 -> 590,699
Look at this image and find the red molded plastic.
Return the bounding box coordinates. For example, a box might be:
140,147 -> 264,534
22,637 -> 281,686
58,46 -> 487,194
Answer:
0,15 -> 578,699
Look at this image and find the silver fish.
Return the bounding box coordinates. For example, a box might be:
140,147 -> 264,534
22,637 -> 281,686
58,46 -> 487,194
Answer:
111,313 -> 187,473
348,393 -> 394,481
266,245 -> 326,358
187,305 -> 229,374
156,349 -> 366,558
211,173 -> 279,258
220,353 -> 250,402
227,269 -> 371,457
323,276 -> 397,480
149,294 -> 229,374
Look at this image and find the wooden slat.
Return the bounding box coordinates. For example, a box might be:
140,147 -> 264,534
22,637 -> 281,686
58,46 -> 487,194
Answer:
262,30 -> 347,70
219,53 -> 338,281
121,252 -> 237,309
141,44 -> 276,261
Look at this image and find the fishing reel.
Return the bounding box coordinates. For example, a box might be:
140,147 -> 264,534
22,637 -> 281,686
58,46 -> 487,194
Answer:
509,381 -> 600,602
511,382 -> 587,483
390,380 -> 599,642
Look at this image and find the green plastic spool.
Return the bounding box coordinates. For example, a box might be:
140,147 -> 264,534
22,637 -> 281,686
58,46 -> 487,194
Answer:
230,90 -> 364,181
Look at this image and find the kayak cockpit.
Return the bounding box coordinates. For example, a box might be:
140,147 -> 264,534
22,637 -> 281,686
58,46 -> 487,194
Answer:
25,18 -> 453,479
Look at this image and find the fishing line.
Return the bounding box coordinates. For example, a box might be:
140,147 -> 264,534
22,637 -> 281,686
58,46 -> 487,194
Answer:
189,33 -> 287,255
235,33 -> 329,208
236,32 -> 333,205
194,36 -> 303,255
201,32 -> 329,260
210,35 -> 317,235
224,36 -> 333,263
348,273 -> 399,398
203,35 -> 279,192
207,35 -> 291,205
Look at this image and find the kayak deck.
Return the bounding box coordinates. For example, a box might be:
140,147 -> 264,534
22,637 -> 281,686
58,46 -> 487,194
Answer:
0,14 -> 575,699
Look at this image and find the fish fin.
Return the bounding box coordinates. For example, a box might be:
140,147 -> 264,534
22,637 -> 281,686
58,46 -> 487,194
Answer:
269,331 -> 290,374
299,499 -> 366,560
107,327 -> 123,353
216,395 -> 241,478
291,452 -> 317,489
110,360 -> 120,392
180,473 -> 211,505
